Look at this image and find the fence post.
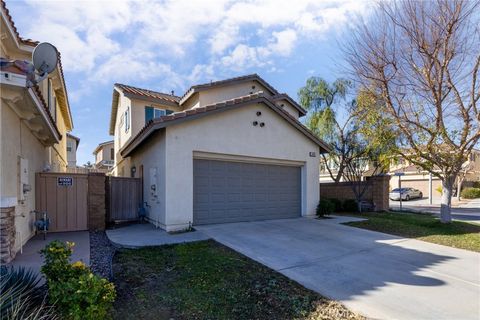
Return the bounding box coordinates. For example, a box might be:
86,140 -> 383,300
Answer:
87,173 -> 106,230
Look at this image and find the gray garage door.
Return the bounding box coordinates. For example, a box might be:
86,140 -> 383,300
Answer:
193,159 -> 301,225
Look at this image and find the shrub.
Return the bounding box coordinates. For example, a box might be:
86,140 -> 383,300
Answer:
327,198 -> 342,212
342,199 -> 358,212
0,266 -> 57,319
41,241 -> 116,320
316,199 -> 334,217
460,187 -> 480,199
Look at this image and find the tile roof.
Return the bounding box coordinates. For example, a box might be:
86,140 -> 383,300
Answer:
120,92 -> 330,157
0,0 -> 38,47
272,93 -> 307,116
115,83 -> 180,104
179,73 -> 279,104
1,0 -> 73,130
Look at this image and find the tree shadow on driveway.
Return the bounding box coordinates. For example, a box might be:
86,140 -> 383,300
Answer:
197,218 -> 479,319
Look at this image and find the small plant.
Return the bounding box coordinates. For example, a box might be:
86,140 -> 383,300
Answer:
342,199 -> 358,212
460,187 -> 480,199
41,241 -> 116,320
0,266 -> 57,319
327,198 -> 342,212
316,199 -> 334,218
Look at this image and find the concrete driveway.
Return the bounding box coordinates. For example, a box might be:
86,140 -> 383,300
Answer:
196,217 -> 480,320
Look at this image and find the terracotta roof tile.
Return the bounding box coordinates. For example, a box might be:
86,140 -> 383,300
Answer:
121,92 -> 331,157
115,83 -> 180,104
1,0 -> 38,47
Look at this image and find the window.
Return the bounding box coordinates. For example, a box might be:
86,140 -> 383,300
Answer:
67,142 -> 72,152
145,106 -> 173,123
110,148 -> 114,160
124,107 -> 130,133
47,79 -> 56,121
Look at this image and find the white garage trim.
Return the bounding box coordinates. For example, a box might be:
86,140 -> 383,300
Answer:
192,151 -> 305,166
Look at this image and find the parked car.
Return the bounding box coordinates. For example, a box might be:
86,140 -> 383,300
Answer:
389,187 -> 423,201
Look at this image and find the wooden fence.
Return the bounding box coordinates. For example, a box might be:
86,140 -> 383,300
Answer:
107,176 -> 142,222
36,173 -> 88,232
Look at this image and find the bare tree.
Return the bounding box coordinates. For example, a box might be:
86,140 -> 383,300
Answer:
344,0 -> 480,222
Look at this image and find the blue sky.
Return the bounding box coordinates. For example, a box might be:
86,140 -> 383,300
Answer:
8,0 -> 371,165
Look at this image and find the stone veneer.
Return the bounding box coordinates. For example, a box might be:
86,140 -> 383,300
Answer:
0,206 -> 16,264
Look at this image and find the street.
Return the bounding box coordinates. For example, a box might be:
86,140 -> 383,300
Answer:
389,198 -> 480,223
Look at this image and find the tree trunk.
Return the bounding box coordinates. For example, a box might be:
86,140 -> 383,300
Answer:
440,176 -> 455,223
457,178 -> 462,201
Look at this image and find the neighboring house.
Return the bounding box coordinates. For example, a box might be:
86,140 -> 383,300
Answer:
93,140 -> 114,171
66,133 -> 80,168
319,157 -> 377,183
0,0 -> 73,262
109,74 -> 329,231
389,149 -> 480,197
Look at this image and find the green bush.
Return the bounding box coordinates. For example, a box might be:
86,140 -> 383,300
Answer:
327,198 -> 342,212
41,241 -> 116,320
316,199 -> 334,217
342,199 -> 358,212
460,187 -> 480,199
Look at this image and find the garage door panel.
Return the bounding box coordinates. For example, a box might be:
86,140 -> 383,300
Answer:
193,159 -> 301,225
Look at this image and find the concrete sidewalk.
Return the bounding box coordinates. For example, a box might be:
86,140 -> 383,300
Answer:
10,231 -> 90,279
106,223 -> 210,248
197,217 -> 480,320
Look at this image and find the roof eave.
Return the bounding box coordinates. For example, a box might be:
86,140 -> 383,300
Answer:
121,96 -> 330,157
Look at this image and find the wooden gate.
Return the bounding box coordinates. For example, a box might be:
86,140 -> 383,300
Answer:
36,173 -> 88,232
107,177 -> 142,222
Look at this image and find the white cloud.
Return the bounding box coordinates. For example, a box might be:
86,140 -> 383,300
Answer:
14,0 -> 369,87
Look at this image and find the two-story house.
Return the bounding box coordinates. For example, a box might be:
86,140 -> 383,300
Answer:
93,140 -> 114,171
0,0 -> 73,263
389,149 -> 480,199
109,74 -> 330,232
66,133 -> 80,168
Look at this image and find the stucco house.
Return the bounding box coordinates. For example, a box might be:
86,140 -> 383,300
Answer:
109,74 -> 329,231
66,133 -> 80,168
0,0 -> 73,263
389,149 -> 480,198
93,140 -> 114,171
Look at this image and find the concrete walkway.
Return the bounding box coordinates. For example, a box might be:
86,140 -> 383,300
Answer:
197,217 -> 480,320
106,223 -> 210,248
10,231 -> 90,278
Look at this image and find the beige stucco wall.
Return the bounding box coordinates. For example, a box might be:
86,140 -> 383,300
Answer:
1,102 -> 48,251
273,99 -> 300,120
66,136 -> 77,167
157,102 -> 320,231
113,93 -> 182,176
130,131 -> 167,226
390,173 -> 443,197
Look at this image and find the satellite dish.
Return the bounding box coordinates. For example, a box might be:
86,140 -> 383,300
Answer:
32,42 -> 58,76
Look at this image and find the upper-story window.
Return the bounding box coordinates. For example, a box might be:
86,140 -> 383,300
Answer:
124,107 -> 130,133
67,141 -> 72,152
145,106 -> 173,123
110,148 -> 114,160
47,79 -> 56,122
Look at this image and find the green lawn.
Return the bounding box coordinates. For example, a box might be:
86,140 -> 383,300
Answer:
341,211 -> 480,252
112,240 -> 363,320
